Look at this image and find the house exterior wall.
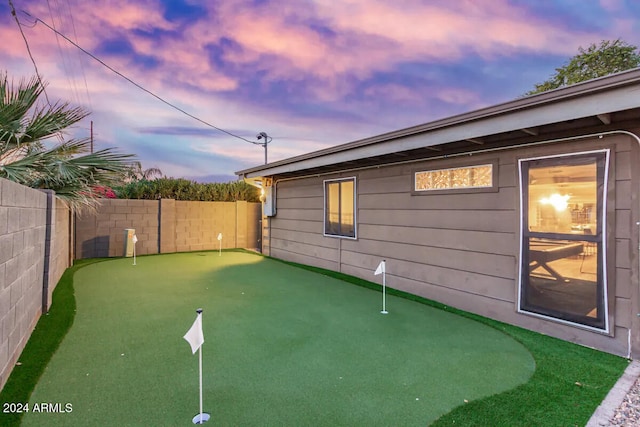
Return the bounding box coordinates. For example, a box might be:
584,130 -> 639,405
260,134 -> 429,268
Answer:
266,131 -> 640,358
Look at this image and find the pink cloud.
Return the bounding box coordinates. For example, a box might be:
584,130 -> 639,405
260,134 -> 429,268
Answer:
4,0 -> 638,179
314,0 -> 596,59
10,0 -> 615,105
599,0 -> 624,12
363,84 -> 425,105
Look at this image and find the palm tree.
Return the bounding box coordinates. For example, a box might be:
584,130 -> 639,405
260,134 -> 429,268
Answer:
0,71 -> 134,210
125,161 -> 163,182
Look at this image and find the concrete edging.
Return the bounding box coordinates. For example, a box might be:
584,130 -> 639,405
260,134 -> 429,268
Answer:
586,360 -> 640,426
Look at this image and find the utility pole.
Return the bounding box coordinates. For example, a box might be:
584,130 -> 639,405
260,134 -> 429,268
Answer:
256,132 -> 272,164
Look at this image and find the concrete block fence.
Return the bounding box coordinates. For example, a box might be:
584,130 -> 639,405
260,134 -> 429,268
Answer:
75,199 -> 262,258
0,178 -> 261,392
0,180 -> 71,391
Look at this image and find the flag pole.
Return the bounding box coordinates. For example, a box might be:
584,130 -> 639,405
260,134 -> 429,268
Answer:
381,259 -> 388,314
189,308 -> 210,425
198,326 -> 203,425
374,260 -> 388,314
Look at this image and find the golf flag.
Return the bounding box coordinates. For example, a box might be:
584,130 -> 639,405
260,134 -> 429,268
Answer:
217,233 -> 223,241
184,312 -> 204,354
132,234 -> 138,244
374,260 -> 385,275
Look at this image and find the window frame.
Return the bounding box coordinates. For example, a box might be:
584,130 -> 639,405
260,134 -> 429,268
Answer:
517,149 -> 610,333
411,159 -> 499,195
323,177 -> 357,239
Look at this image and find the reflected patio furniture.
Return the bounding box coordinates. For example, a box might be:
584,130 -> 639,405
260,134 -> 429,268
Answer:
580,228 -> 596,273
529,240 -> 584,282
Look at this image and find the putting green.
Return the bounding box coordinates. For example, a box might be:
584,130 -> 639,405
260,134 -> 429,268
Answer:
22,252 -> 534,426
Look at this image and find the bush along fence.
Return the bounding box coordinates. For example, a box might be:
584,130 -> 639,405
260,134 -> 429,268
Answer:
114,178 -> 260,202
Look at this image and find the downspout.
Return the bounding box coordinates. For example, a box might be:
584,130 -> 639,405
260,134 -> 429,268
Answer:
241,175 -> 269,254
622,130 -> 640,360
602,131 -> 640,359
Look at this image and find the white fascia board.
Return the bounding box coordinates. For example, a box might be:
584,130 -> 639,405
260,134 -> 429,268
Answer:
241,85 -> 640,179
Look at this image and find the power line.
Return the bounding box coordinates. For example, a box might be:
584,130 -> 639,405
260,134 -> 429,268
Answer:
8,0 -> 51,106
63,0 -> 93,110
47,0 -> 80,105
21,10 -> 258,145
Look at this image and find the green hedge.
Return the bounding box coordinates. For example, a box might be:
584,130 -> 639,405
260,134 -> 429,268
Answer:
114,178 -> 260,202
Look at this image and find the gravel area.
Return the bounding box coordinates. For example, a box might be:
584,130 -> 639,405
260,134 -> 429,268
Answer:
587,361 -> 640,427
610,375 -> 640,426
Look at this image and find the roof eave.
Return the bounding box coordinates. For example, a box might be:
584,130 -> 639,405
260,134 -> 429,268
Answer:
235,68 -> 640,178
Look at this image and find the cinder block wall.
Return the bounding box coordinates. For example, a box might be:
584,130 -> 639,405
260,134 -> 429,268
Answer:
43,196 -> 72,311
75,199 -> 261,258
75,200 -> 159,258
175,201 -> 235,252
0,179 -> 47,390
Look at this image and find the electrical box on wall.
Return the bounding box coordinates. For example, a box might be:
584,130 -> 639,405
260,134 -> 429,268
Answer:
263,186 -> 276,217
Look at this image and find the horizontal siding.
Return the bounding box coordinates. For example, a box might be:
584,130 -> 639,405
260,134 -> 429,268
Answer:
345,269 -> 518,316
359,187 -> 517,211
340,250 -> 515,302
276,196 -> 323,210
270,238 -> 339,263
267,133 -> 638,358
358,175 -> 412,194
341,239 -> 516,279
274,208 -> 323,222
358,224 -> 516,255
270,246 -> 338,271
270,228 -> 338,250
277,180 -> 324,198
271,218 -> 322,234
359,209 -> 515,233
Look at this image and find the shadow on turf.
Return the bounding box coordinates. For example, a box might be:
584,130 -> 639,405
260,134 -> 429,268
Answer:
0,259 -> 109,427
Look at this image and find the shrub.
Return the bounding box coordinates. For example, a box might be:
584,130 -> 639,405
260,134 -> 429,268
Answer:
113,178 -> 260,202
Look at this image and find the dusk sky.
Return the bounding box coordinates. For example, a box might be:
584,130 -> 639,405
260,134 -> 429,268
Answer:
2,0 -> 640,182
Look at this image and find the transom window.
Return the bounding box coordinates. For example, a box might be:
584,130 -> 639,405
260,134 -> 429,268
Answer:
324,178 -> 356,238
415,164 -> 493,191
518,150 -> 609,331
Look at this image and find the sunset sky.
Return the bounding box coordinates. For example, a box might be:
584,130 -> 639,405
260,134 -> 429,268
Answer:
2,0 -> 639,182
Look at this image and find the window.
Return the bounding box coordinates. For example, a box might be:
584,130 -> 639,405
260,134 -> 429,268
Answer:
324,178 -> 356,238
413,162 -> 495,193
518,151 -> 609,331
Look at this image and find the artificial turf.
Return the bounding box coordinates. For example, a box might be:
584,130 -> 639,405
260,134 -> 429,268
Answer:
16,251 -> 534,426
2,250 -> 628,426
0,258 -> 106,427
280,259 -> 630,426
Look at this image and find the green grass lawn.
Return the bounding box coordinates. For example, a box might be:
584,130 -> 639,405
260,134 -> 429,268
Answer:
1,251 -> 628,426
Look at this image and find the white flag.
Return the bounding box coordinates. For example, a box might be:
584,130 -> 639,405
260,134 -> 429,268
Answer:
374,260 -> 386,275
183,313 -> 204,354
132,235 -> 138,244
217,233 -> 223,241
